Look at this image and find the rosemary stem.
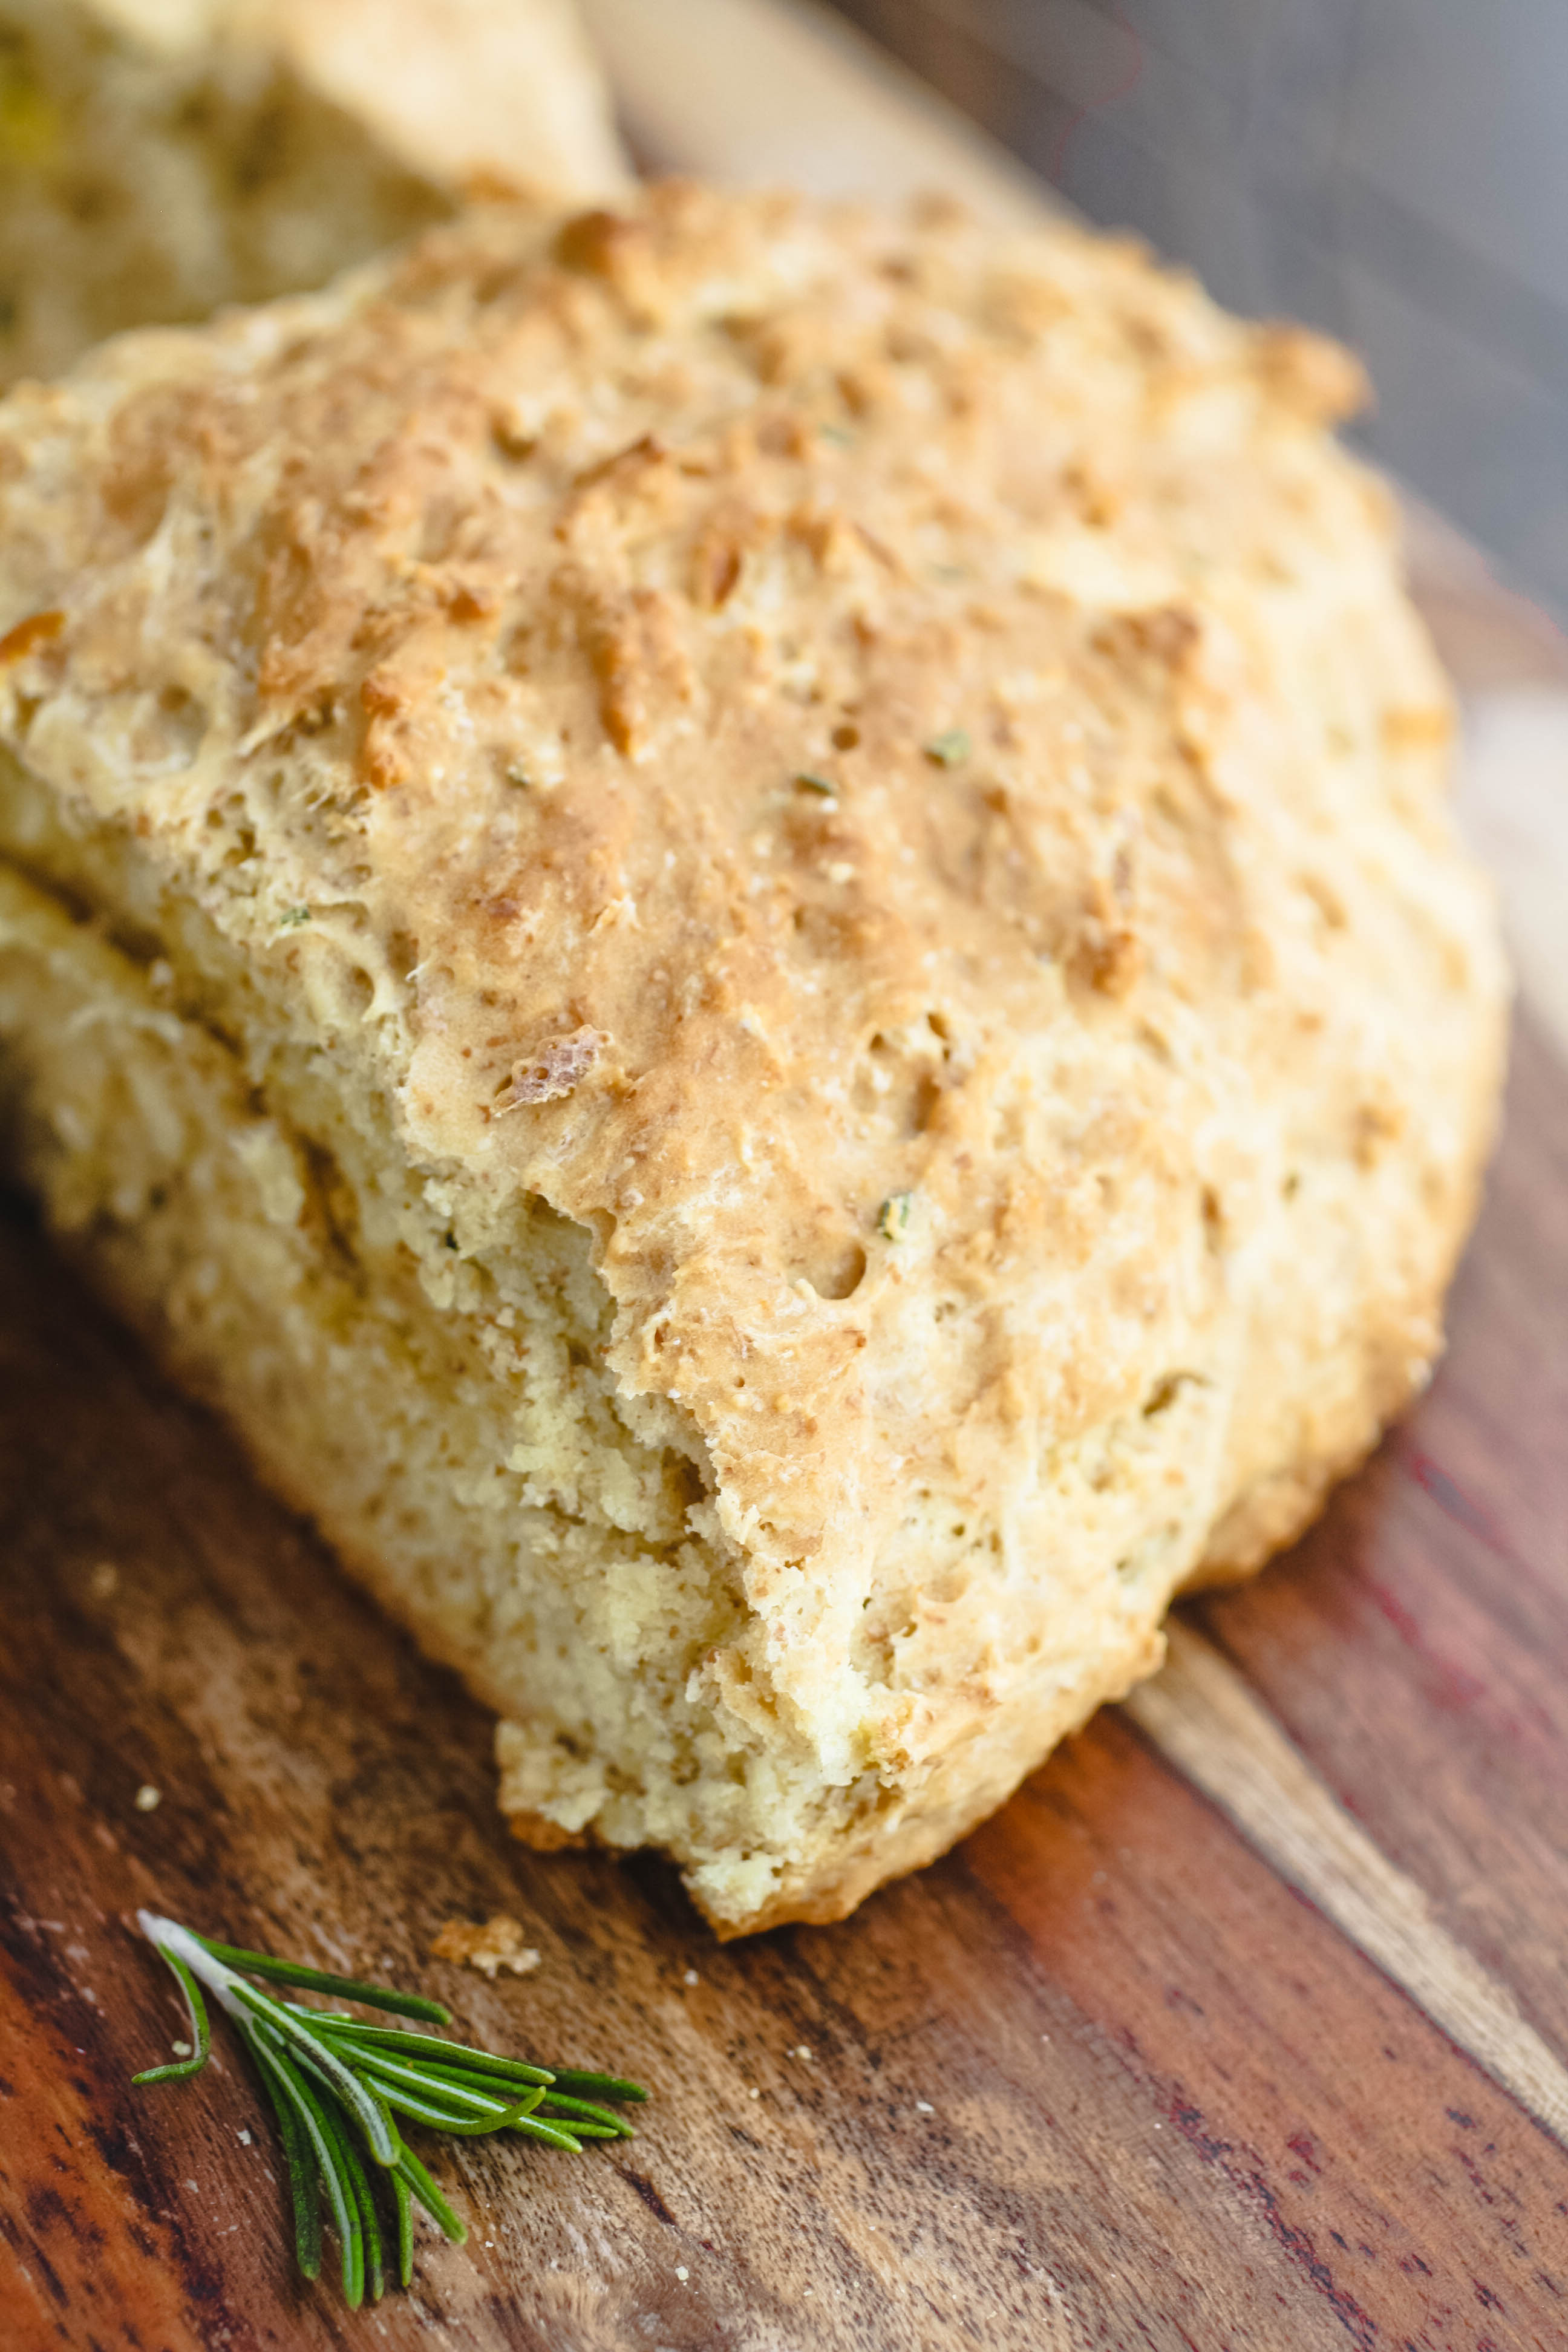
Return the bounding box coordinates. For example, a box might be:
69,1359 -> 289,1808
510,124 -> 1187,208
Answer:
129,1907 -> 648,2309
137,1912 -> 252,2017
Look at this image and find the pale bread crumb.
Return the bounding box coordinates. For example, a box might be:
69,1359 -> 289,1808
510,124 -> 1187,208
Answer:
0,0 -> 624,388
430,1915 -> 542,1981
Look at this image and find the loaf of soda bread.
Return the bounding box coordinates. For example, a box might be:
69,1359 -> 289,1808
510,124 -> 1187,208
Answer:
0,0 -> 624,386
0,185 -> 1506,1932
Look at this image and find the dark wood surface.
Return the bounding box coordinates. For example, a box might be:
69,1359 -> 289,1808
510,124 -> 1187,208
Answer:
2,1008 -> 1566,2352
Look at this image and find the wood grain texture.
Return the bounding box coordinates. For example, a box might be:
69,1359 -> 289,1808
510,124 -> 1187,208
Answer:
1,1015 -> 1565,2351
1125,1620 -> 1568,2149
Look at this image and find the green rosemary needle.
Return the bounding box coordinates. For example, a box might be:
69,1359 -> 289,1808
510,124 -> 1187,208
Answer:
131,1910 -> 648,2307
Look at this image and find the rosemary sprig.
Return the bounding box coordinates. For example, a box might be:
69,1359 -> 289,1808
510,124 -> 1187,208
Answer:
131,1911 -> 647,2306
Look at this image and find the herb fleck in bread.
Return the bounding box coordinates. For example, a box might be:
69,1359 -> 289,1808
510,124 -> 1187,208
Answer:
0,0 -> 624,387
0,185 -> 1505,1933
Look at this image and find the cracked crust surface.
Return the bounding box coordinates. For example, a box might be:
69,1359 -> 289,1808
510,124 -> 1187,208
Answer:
0,185 -> 1506,1930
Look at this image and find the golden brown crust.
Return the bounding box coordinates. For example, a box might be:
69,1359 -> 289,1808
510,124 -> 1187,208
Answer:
0,185 -> 1506,1930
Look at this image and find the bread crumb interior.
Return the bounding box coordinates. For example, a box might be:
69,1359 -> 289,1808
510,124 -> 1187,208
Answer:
0,0 -> 446,386
0,760 -> 883,1925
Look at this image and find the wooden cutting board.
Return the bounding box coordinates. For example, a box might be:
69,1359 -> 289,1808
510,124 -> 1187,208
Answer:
6,10 -> 1568,2345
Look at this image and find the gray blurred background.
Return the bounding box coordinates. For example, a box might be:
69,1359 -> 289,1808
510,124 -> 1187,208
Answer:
822,0 -> 1568,624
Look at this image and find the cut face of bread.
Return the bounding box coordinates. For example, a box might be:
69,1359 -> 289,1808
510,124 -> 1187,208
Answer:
0,188 -> 1506,1933
0,0 -> 624,386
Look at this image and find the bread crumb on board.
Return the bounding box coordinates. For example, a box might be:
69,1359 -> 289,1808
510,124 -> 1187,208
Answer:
430,1915 -> 542,1980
